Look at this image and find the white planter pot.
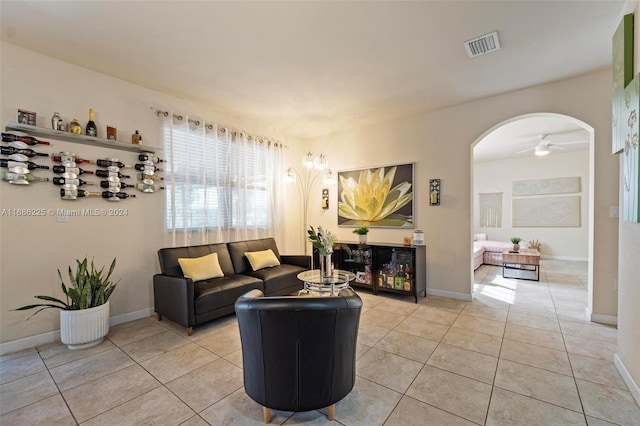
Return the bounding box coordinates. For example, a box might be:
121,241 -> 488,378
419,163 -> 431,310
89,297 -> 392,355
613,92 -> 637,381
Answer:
60,301 -> 110,350
359,234 -> 367,244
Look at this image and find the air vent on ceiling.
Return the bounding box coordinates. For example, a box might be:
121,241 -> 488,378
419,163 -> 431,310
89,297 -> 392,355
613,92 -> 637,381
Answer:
464,31 -> 501,58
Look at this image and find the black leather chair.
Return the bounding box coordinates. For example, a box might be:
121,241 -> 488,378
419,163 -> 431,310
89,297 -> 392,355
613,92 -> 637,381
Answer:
235,288 -> 362,423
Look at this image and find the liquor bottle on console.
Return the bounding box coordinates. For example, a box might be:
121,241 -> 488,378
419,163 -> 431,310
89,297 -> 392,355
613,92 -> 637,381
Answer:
0,146 -> 48,158
1,171 -> 49,183
52,165 -> 94,175
52,176 -> 94,186
95,169 -> 130,179
85,109 -> 97,137
102,191 -> 135,199
1,133 -> 51,146
1,160 -> 50,170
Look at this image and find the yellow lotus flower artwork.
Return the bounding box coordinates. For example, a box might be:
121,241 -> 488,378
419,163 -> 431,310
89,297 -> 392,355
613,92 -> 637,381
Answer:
338,164 -> 413,227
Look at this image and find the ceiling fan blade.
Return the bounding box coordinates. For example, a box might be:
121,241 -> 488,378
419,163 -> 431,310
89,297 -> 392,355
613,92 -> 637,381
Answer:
554,139 -> 588,146
515,147 -> 535,154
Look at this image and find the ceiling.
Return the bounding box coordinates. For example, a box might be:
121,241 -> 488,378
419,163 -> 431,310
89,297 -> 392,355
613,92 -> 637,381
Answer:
0,0 -> 629,147
473,116 -> 591,162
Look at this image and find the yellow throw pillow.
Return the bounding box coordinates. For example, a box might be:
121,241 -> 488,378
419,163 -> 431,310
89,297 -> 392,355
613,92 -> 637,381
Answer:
178,252 -> 224,281
245,249 -> 280,271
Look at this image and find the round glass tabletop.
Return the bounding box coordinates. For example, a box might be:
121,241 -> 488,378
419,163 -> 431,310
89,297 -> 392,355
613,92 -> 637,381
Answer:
297,269 -> 356,285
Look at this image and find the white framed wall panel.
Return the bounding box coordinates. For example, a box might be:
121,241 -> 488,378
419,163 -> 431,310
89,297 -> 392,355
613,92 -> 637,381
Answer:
513,196 -> 581,227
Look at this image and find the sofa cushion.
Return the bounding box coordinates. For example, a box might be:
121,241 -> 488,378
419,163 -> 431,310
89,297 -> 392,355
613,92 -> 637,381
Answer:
194,275 -> 263,315
158,243 -> 236,277
228,238 -> 282,274
245,264 -> 306,295
178,252 -> 224,281
245,249 -> 281,271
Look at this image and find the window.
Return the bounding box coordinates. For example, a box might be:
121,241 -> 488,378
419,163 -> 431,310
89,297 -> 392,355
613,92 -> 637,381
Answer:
163,118 -> 280,236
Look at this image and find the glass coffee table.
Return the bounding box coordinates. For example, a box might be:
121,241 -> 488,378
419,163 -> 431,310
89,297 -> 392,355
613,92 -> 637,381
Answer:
297,269 -> 356,296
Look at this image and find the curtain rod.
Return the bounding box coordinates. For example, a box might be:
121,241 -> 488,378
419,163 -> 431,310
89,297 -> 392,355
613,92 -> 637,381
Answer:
151,107 -> 287,148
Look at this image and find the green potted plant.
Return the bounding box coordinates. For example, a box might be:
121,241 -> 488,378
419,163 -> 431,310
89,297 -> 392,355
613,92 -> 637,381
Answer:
353,226 -> 369,244
510,237 -> 522,252
15,257 -> 119,350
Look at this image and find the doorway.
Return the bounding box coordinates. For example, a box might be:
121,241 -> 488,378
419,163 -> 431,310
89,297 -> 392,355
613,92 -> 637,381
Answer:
470,113 -> 596,318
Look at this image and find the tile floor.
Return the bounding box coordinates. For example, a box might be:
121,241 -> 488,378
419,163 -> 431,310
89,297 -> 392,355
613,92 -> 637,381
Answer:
1,260 -> 639,425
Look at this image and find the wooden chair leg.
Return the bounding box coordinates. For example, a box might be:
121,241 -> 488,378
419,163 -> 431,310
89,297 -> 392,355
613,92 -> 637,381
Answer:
263,406 -> 271,423
156,313 -> 162,321
327,403 -> 335,421
187,326 -> 193,336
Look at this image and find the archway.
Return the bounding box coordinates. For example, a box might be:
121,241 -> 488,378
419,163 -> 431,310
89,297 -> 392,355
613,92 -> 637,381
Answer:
470,112 -> 596,318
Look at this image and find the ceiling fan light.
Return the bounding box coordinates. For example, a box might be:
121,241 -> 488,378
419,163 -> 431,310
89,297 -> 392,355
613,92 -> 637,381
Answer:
534,145 -> 550,156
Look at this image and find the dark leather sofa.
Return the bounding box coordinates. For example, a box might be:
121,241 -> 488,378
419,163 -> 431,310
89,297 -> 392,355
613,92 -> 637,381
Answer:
154,238 -> 310,335
235,288 -> 362,423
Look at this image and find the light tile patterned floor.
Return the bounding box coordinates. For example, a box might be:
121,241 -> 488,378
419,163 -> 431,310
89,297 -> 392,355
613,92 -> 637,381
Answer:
1,260 -> 639,425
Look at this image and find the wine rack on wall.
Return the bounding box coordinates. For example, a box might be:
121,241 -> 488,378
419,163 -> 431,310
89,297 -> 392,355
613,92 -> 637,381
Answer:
2,123 -> 164,200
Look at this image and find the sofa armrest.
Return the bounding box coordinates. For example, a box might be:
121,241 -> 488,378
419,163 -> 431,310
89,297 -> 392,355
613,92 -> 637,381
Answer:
281,255 -> 311,269
153,274 -> 195,328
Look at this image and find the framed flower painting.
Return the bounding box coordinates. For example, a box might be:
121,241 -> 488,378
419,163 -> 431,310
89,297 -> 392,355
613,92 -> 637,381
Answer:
337,163 -> 414,228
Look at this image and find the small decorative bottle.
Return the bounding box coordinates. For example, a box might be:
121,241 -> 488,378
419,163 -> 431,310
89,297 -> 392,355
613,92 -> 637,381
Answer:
51,112 -> 62,131
69,117 -> 82,134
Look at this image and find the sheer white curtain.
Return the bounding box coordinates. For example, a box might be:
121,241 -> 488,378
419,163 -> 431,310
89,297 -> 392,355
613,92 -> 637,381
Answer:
163,113 -> 284,247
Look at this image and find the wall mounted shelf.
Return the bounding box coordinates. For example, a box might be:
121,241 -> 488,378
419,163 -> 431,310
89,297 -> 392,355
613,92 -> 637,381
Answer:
5,122 -> 160,154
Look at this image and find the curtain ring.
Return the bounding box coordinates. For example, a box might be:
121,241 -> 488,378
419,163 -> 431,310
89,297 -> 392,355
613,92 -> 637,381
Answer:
176,115 -> 183,121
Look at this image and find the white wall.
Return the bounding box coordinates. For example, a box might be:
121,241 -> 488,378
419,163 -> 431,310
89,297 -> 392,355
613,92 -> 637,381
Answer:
615,0 -> 640,404
0,43 -> 299,346
474,150 -> 590,260
298,70 -> 618,309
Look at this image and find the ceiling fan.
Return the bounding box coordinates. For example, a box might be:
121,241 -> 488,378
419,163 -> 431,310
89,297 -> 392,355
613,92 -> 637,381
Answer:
516,133 -> 588,156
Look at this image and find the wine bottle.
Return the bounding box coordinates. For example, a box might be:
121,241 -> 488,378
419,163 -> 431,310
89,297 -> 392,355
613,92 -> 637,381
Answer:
138,153 -> 163,163
86,109 -> 97,137
137,173 -> 164,181
96,159 -> 132,168
134,163 -> 162,172
100,180 -> 133,189
135,182 -> 165,192
95,169 -> 130,179
1,133 -> 51,146
51,152 -> 94,164
0,160 -> 50,170
60,187 -> 101,199
52,165 -> 94,175
1,146 -> 48,158
1,171 -> 49,183
102,191 -> 135,199
53,176 -> 94,186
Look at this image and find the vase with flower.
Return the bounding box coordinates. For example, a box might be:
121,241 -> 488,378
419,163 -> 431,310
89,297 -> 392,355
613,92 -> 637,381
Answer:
308,226 -> 337,278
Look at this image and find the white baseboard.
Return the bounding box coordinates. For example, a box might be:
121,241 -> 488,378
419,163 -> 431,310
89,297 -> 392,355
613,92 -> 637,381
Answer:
427,288 -> 473,301
0,308 -> 153,356
614,353 -> 640,406
585,306 -> 618,326
109,308 -> 153,327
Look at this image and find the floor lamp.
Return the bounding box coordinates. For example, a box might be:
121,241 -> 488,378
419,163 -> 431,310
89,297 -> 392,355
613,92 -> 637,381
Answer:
286,152 -> 335,255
